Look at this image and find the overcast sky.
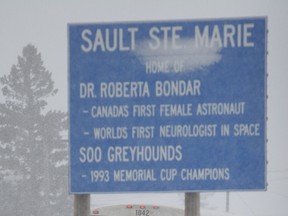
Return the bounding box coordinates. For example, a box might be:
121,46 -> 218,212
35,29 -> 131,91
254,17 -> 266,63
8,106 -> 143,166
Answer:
1,1 -> 288,216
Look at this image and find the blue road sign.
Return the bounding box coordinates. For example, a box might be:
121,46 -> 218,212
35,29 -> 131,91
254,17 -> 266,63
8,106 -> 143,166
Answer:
68,17 -> 267,193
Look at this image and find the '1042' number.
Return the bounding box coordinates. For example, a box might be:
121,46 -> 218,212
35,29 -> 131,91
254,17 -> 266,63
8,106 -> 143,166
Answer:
136,210 -> 150,216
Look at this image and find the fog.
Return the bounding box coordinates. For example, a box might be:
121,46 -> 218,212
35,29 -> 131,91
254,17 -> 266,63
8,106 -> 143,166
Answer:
1,1 -> 287,216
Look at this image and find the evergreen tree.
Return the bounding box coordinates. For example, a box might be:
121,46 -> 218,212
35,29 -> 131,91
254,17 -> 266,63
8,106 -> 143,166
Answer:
0,44 -> 72,216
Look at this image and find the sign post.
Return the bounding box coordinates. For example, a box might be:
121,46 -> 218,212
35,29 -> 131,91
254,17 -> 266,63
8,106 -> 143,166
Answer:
74,194 -> 90,216
68,17 -> 267,195
185,192 -> 200,216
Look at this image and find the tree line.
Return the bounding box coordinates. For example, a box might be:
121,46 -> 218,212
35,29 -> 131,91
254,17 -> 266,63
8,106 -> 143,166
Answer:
0,44 -> 72,216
